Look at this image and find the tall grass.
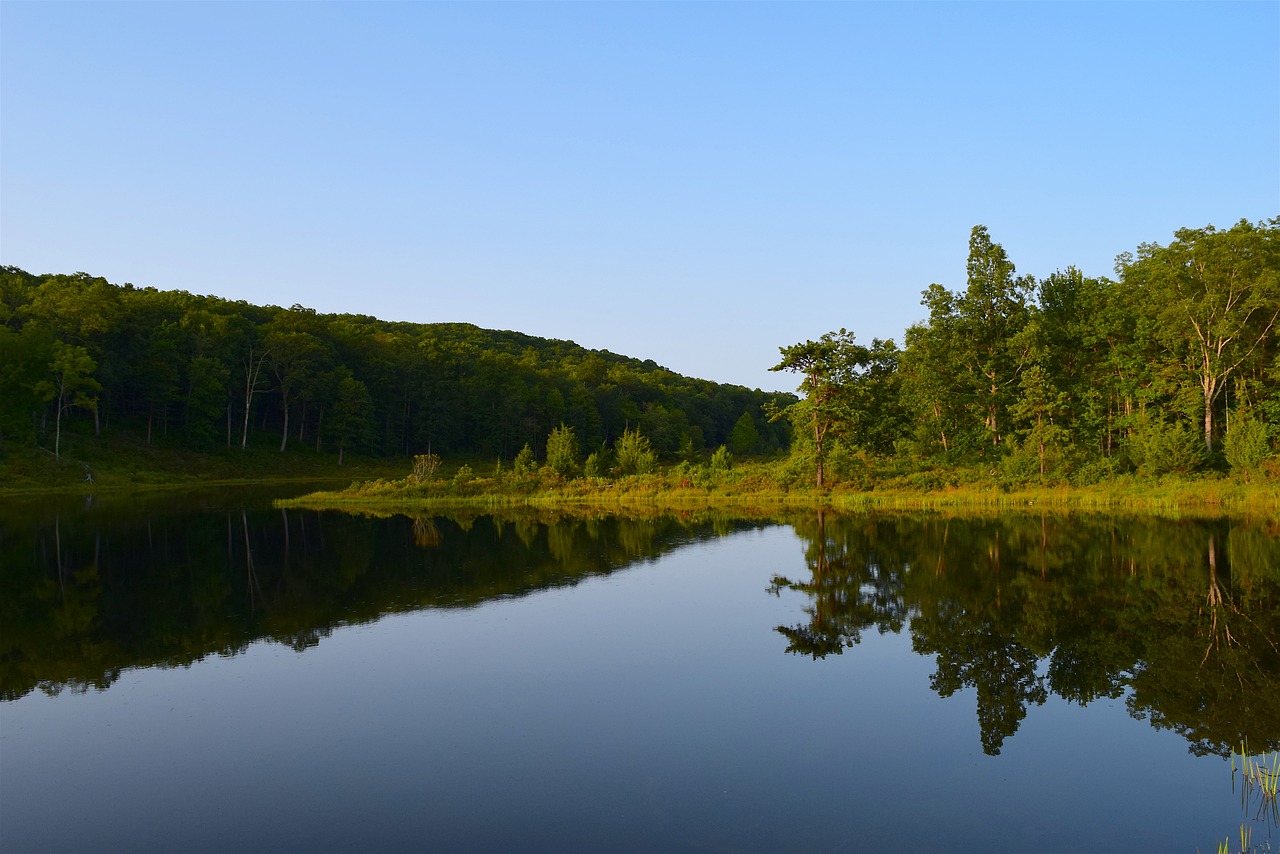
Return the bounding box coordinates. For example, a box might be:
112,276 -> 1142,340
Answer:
277,457 -> 1280,519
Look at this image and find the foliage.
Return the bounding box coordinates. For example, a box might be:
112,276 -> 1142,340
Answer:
544,423 -> 581,478
513,443 -> 537,475
411,453 -> 442,484
1224,412 -> 1273,478
583,450 -> 607,479
1126,414 -> 1207,476
614,428 -> 657,476
0,265 -> 791,470
728,411 -> 761,455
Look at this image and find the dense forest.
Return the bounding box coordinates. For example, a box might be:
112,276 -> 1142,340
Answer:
2,216 -> 1276,486
0,267 -> 790,467
772,217 -> 1279,485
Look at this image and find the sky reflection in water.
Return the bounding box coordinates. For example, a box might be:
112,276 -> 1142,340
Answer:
1,499 -> 1276,852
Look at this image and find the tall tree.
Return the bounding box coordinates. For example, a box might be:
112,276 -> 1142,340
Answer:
770,329 -> 870,487
36,342 -> 101,461
1118,218 -> 1280,452
329,374 -> 375,465
957,225 -> 1037,447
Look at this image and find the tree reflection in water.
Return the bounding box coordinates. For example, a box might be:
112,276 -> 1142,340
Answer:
2,497 -> 1276,762
773,511 -> 1280,757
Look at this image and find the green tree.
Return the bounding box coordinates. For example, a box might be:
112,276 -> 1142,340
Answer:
544,423 -> 581,478
956,226 -> 1036,447
614,427 -> 657,476
0,324 -> 53,447
1118,218 -> 1280,453
265,319 -> 330,453
329,375 -> 375,465
728,411 -> 761,455
1009,355 -> 1071,480
770,329 -> 879,487
513,442 -> 537,475
35,342 -> 101,461
1223,409 -> 1272,477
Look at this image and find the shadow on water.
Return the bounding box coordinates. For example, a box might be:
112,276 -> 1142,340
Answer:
2,493 -> 1277,763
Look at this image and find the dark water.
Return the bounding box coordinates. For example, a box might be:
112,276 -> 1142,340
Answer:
1,490 -> 1277,853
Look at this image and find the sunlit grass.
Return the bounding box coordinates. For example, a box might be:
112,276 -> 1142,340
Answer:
1218,740 -> 1280,854
277,457 -> 1280,520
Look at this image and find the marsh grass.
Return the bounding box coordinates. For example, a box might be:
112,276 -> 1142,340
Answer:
1218,742 -> 1280,854
277,457 -> 1280,519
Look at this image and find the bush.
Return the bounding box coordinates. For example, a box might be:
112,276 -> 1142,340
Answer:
513,443 -> 537,475
583,451 -> 606,479
615,428 -> 657,476
545,424 -> 580,478
1125,416 -> 1205,476
411,453 -> 441,484
1224,413 -> 1273,478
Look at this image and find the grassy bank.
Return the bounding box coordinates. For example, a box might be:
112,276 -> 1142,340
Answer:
0,432 -> 406,495
276,459 -> 1280,520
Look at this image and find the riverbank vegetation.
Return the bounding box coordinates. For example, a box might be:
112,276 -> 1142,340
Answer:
4,217 -> 1277,501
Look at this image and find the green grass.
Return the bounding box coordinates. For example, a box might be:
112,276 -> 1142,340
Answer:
275,458 -> 1280,519
0,430 -> 406,495
8,435 -> 1278,518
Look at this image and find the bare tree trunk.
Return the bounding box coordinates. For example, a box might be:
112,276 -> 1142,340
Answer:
1203,376 -> 1216,453
279,396 -> 290,453
241,348 -> 269,451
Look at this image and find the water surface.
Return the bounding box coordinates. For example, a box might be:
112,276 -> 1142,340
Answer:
2,493 -> 1277,852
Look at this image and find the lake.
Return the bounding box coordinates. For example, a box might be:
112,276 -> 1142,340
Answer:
2,488 -> 1277,853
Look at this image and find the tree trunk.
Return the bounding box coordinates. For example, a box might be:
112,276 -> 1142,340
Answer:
1203,375 -> 1216,453
279,395 -> 290,453
54,395 -> 63,461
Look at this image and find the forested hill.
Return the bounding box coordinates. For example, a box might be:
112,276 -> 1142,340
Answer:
0,267 -> 793,463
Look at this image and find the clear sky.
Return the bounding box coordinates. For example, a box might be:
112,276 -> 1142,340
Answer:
2,1 -> 1277,393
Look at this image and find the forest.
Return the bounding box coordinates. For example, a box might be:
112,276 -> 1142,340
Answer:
1,216 -> 1276,488
771,217 -> 1279,486
0,266 -> 790,469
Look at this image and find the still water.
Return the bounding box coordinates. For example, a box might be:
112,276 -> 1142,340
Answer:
2,489 -> 1277,852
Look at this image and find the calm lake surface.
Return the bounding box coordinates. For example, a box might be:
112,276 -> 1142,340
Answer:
2,489 -> 1277,853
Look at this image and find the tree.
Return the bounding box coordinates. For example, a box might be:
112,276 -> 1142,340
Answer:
329,375 -> 375,465
544,423 -> 581,478
265,322 -> 330,453
1009,362 -> 1071,479
35,341 -> 101,461
1119,218 -> 1280,453
957,226 -> 1037,447
769,329 -> 871,487
614,427 -> 657,475
728,411 -> 761,456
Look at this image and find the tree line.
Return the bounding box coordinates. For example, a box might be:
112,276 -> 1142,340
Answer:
0,268 -> 790,466
772,218 -> 1280,485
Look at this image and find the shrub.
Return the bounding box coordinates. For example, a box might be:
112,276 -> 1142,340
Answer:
615,428 -> 657,476
545,424 -> 581,478
410,453 -> 441,484
1224,412 -> 1273,478
1126,416 -> 1205,476
513,443 -> 537,475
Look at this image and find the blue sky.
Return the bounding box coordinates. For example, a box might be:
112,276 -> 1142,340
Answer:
2,1 -> 1276,393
